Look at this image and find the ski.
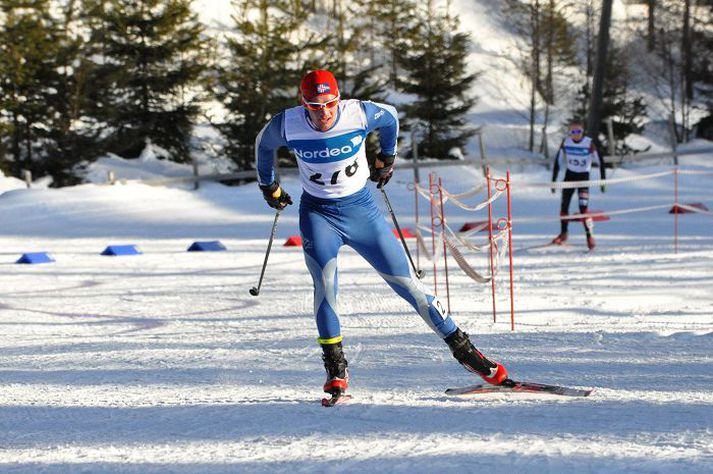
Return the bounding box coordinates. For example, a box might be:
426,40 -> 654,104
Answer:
446,379 -> 593,398
321,394 -> 352,407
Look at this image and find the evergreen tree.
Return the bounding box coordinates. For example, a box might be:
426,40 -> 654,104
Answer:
215,0 -> 317,171
360,0 -> 418,89
396,0 -> 477,159
0,117 -> 6,175
319,0 -> 387,101
78,0 -> 113,121
88,0 -> 212,162
43,2 -> 106,186
0,0 -> 62,179
691,0 -> 713,139
0,0 -> 101,186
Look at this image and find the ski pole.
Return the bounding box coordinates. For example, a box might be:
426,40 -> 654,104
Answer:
249,209 -> 281,296
380,185 -> 424,279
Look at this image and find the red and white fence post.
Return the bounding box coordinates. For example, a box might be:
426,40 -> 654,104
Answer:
506,170 -> 515,331
428,173 -> 438,295
438,177 -> 451,314
674,167 -> 679,254
414,181 -> 420,269
486,168 -> 497,323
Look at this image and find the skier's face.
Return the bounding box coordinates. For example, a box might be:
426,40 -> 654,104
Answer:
569,124 -> 584,141
304,94 -> 339,131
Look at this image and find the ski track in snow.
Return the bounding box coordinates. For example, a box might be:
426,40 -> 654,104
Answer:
1,161 -> 713,473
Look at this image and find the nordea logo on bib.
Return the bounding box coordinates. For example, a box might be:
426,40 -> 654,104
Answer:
294,145 -> 354,159
293,135 -> 363,160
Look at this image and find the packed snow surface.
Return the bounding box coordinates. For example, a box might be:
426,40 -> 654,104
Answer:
1,151 -> 712,473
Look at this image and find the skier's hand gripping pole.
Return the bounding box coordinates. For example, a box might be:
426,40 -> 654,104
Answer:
379,185 -> 424,279
249,209 -> 281,297
259,182 -> 293,210
369,153 -> 395,187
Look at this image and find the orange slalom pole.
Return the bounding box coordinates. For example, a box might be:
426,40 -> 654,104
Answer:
486,168 -> 497,323
506,170 -> 515,331
438,177 -> 451,314
674,167 -> 679,254
414,181 -> 420,269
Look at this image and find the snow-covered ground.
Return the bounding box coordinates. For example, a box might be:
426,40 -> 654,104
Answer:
0,171 -> 27,194
0,2 -> 711,471
1,150 -> 712,473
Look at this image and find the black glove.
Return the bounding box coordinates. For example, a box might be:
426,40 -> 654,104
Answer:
369,152 -> 396,187
259,182 -> 293,210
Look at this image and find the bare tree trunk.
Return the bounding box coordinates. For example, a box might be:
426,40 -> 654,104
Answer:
541,102 -> 550,155
647,0 -> 656,52
336,0 -> 346,77
390,1 -> 399,87
682,0 -> 692,142
257,0 -> 269,134
585,0 -> 594,77
529,0 -> 541,152
545,0 -> 554,106
587,0 -> 613,147
660,29 -> 680,143
25,122 -> 32,166
368,8 -> 376,67
540,1 -> 555,154
11,112 -> 21,176
529,67 -> 537,152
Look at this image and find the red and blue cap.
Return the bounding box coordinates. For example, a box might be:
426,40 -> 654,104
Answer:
300,70 -> 339,101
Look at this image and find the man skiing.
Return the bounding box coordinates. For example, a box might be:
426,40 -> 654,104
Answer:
551,119 -> 606,250
255,69 -> 508,403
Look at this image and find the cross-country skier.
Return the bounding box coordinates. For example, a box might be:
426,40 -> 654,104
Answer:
255,70 -> 508,402
551,119 -> 606,250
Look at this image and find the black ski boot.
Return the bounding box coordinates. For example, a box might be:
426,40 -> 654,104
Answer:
445,328 -> 508,385
321,341 -> 349,397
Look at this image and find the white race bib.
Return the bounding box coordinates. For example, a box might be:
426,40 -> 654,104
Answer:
284,100 -> 371,199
